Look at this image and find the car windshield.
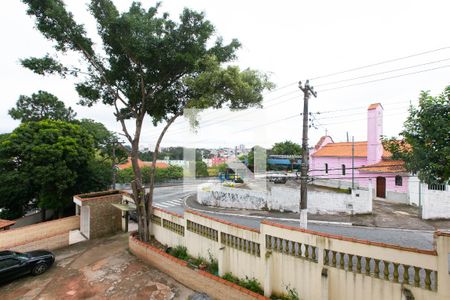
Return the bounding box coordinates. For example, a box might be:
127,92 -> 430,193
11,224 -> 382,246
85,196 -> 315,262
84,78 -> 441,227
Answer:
13,252 -> 29,259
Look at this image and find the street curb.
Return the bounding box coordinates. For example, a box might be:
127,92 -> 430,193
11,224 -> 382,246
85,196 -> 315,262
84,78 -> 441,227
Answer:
182,195 -> 353,227
182,195 -> 437,233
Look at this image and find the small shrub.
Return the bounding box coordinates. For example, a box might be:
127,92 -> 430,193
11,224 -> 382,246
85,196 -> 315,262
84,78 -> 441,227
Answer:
222,272 -> 240,284
207,250 -> 219,275
189,256 -> 207,267
222,273 -> 264,295
240,276 -> 264,295
169,245 -> 189,260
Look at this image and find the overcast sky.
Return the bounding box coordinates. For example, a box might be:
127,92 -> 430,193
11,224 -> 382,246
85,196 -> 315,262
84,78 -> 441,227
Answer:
1,0 -> 449,150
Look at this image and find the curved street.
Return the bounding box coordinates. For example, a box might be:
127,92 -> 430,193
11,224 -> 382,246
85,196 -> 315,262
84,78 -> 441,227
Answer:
152,184 -> 436,250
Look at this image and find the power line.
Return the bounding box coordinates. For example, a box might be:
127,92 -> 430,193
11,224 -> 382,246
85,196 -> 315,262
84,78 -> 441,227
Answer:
309,163 -> 405,173
310,175 -> 413,180
318,111 -> 409,127
143,48 -> 450,141
318,64 -> 450,93
309,46 -> 450,80
314,57 -> 450,88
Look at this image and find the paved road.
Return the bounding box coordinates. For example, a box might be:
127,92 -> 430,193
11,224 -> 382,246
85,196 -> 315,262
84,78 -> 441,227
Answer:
151,184 -> 435,250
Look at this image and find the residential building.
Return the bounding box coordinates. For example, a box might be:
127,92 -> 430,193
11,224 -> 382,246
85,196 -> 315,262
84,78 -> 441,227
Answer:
310,103 -> 408,202
117,158 -> 169,170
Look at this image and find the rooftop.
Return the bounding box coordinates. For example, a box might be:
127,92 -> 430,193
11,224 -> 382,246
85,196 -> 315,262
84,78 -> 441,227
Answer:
359,160 -> 406,173
117,158 -> 169,170
312,141 -> 392,158
0,219 -> 16,230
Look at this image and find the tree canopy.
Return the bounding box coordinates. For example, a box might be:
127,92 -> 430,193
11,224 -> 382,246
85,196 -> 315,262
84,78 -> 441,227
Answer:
78,118 -> 128,163
383,86 -> 450,184
20,0 -> 272,241
0,120 -> 110,218
271,140 -> 302,156
8,90 -> 76,122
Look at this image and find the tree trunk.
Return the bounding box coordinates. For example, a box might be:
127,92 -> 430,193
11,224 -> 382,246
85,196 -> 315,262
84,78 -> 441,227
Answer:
146,114 -> 181,233
129,117 -> 150,242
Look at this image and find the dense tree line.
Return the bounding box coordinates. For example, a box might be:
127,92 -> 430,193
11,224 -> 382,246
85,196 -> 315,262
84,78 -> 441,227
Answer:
0,91 -> 127,219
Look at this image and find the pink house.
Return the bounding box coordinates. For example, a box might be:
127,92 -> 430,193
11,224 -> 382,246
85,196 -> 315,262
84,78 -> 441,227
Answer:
310,103 -> 408,202
211,157 -> 227,166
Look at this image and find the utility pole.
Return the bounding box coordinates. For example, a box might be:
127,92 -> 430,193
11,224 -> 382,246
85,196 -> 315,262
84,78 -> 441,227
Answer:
352,136 -> 355,189
299,80 -> 317,229
112,139 -> 117,190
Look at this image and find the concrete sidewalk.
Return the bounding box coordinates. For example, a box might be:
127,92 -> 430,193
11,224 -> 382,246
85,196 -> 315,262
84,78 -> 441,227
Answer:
0,233 -> 194,300
186,195 -> 450,231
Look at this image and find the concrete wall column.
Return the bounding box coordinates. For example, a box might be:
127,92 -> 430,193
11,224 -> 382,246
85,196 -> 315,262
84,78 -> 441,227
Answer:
217,229 -> 227,277
368,178 -> 373,212
435,233 -> 450,298
263,251 -> 273,297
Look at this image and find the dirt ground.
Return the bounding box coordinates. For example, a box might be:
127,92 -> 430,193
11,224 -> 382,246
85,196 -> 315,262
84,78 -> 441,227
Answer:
0,233 -> 194,300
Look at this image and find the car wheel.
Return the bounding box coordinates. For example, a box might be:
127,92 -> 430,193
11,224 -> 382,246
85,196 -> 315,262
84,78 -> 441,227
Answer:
31,262 -> 48,275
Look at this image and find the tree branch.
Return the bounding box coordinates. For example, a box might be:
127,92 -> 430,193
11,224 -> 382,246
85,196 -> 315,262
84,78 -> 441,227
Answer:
114,97 -> 133,143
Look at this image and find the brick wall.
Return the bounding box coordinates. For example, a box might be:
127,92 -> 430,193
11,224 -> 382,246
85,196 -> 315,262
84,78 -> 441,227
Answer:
0,216 -> 79,251
82,194 -> 122,239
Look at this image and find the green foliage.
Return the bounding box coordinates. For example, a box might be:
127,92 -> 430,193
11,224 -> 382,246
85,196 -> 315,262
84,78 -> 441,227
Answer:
117,165 -> 184,184
222,273 -> 264,295
0,120 -> 110,217
139,151 -> 155,162
21,54 -> 70,76
382,86 -> 450,183
207,163 -> 228,177
78,119 -> 128,163
9,90 -> 76,122
20,0 -> 272,240
271,140 -> 302,156
196,161 -> 209,177
207,250 -> 219,275
168,245 -> 189,261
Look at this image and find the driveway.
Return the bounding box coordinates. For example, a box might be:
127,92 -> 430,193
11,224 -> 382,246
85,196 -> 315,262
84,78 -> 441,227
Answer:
0,233 -> 194,300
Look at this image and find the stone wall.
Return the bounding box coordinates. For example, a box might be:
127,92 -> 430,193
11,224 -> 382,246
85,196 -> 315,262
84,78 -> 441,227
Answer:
0,216 -> 80,252
198,184 -> 372,214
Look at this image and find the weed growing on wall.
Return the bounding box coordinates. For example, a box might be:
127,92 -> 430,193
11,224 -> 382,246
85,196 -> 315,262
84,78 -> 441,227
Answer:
270,284 -> 300,300
168,245 -> 189,261
222,273 -> 264,295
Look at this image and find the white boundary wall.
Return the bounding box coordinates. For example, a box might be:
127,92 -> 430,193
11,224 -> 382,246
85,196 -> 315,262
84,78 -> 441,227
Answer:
197,183 -> 372,215
408,177 -> 450,219
147,207 -> 450,300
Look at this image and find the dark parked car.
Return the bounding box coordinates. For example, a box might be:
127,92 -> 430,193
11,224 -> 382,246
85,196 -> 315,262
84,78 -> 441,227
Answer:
0,250 -> 55,283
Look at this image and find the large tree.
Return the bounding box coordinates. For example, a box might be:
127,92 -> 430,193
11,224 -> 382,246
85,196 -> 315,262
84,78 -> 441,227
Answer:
271,140 -> 302,156
21,0 -> 272,241
383,86 -> 450,184
9,90 -> 77,122
0,120 -> 106,218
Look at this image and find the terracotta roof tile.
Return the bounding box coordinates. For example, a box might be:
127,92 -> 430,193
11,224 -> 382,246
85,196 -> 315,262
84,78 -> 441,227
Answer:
117,158 -> 169,170
312,141 -> 392,158
0,219 -> 16,230
359,160 -> 406,173
368,103 -> 383,110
